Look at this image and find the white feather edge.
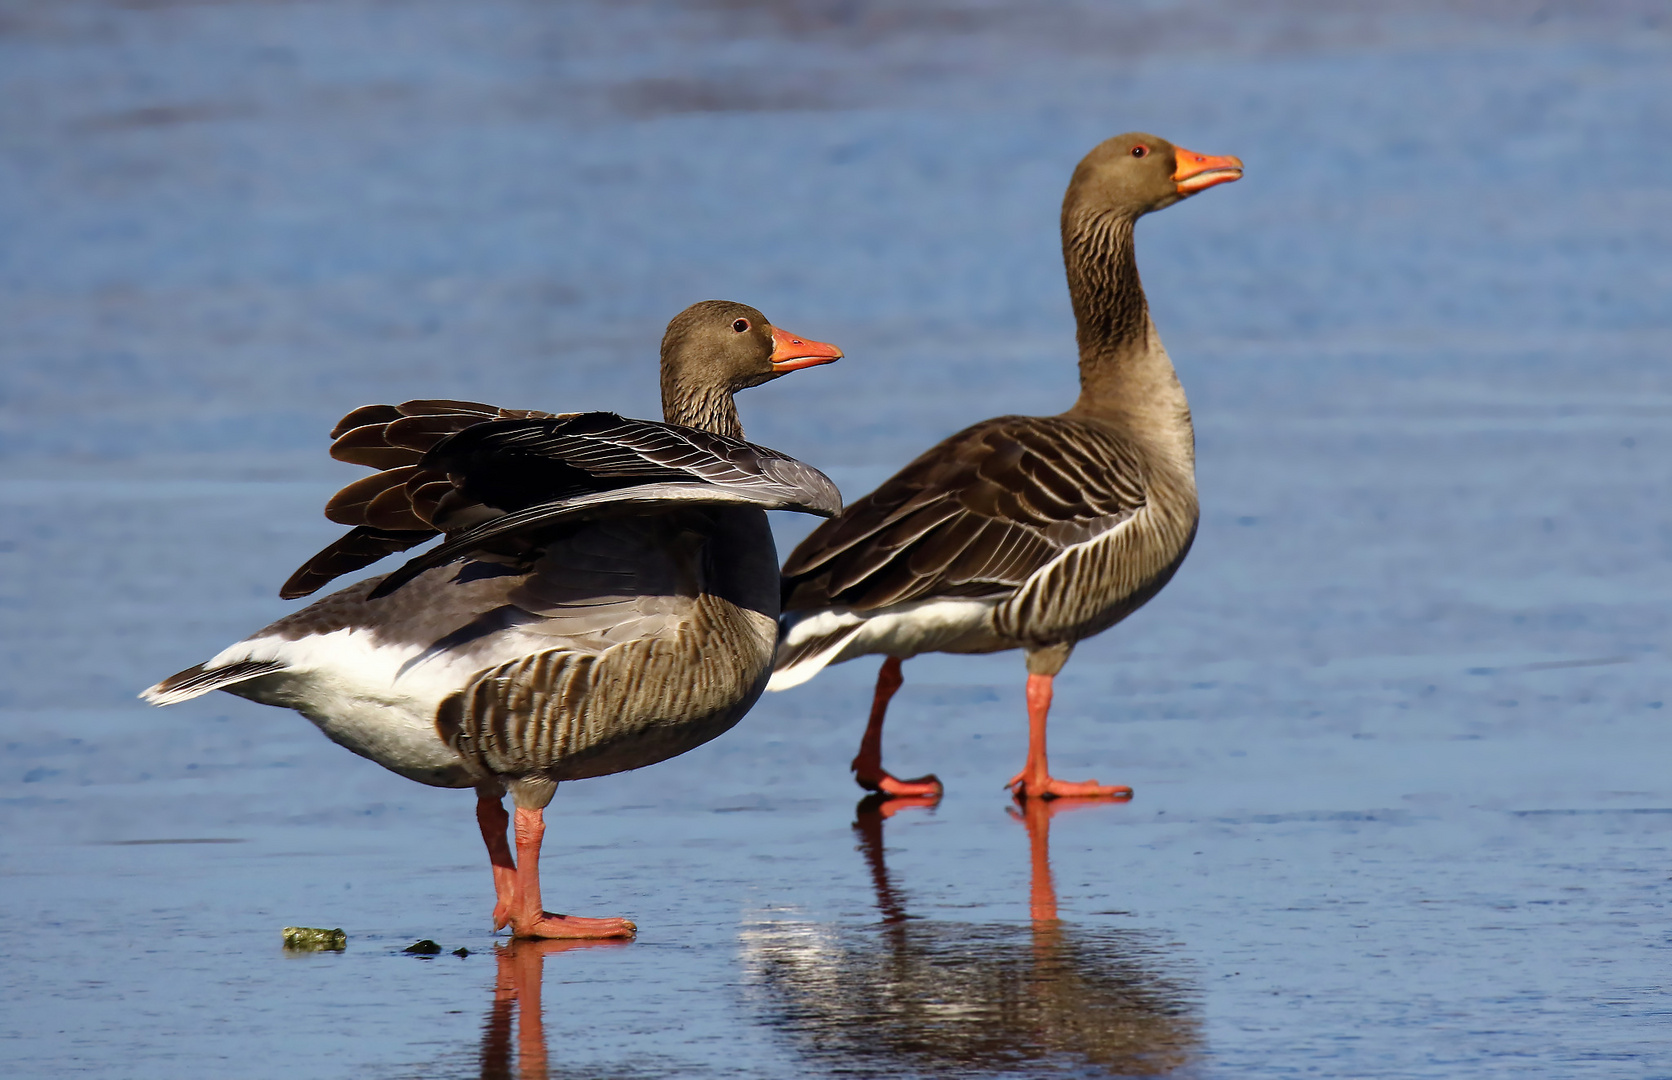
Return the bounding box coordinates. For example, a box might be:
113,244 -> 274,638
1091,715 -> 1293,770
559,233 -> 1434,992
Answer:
767,509 -> 1152,691
767,597 -> 1000,691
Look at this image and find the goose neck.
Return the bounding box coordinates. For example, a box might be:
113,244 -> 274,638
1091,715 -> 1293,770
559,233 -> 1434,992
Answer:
1060,209 -> 1194,468
662,378 -> 744,440
1062,210 -> 1160,396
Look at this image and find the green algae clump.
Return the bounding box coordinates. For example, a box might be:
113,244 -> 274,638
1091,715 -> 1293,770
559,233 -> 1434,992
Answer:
283,926 -> 347,952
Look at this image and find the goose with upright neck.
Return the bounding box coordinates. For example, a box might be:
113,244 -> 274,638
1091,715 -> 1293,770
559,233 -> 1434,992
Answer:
771,134 -> 1241,799
144,300 -> 844,937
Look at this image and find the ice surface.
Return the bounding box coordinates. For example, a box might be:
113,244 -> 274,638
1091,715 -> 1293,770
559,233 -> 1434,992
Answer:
2,1 -> 1670,1076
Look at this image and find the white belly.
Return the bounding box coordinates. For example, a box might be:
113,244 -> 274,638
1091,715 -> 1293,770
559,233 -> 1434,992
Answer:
208,628 -> 491,787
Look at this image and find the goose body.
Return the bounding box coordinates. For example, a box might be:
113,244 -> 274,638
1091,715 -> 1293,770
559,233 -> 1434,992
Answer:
771,135 -> 1241,799
164,503 -> 781,790
772,412 -> 1197,681
145,301 -> 843,937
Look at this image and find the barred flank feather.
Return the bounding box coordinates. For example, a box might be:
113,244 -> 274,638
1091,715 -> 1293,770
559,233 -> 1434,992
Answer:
444,596 -> 774,781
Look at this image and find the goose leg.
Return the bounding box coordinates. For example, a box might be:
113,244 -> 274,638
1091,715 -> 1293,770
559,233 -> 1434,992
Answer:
850,657 -> 943,797
1005,671 -> 1133,800
507,785 -> 636,939
475,786 -> 518,931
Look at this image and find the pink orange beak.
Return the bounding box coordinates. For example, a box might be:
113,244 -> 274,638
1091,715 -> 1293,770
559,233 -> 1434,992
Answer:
1172,147 -> 1243,195
770,326 -> 843,372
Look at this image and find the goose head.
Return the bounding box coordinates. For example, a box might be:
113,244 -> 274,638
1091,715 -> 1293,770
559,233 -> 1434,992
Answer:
659,299 -> 843,435
1065,132 -> 1242,222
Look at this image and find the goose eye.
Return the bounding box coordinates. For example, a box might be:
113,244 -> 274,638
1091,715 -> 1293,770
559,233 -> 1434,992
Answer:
732,319 -> 750,333
1131,145 -> 1149,158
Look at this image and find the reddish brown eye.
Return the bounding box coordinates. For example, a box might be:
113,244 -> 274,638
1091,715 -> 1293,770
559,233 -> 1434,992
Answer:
732,319 -> 750,332
1131,145 -> 1149,158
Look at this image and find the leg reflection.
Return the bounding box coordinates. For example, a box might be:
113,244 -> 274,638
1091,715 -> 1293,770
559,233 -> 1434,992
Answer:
758,794 -> 1197,1074
479,938 -> 629,1080
1010,793 -> 1059,923
853,793 -> 928,925
1007,792 -> 1111,923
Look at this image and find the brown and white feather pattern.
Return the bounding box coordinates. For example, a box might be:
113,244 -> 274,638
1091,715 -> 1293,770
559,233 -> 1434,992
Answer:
364,413 -> 840,599
440,591 -> 774,783
145,396 -> 831,794
771,413 -> 1197,688
144,502 -> 784,790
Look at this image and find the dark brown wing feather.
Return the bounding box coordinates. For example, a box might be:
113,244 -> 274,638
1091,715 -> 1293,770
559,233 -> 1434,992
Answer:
781,415 -> 1146,612
366,415 -> 843,599
280,527 -> 436,600
283,400 -> 560,598
285,404 -> 841,601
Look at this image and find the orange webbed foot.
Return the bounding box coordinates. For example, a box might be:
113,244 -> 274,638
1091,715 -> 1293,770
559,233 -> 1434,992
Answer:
510,911 -> 637,940
491,867 -> 517,931
1005,772 -> 1133,800
852,762 -> 944,798
872,772 -> 945,798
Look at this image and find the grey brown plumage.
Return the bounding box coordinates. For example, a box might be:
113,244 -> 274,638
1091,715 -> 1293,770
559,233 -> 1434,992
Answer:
142,299 -> 843,937
773,135 -> 1241,799
281,399 -> 561,599
781,414 -> 1161,624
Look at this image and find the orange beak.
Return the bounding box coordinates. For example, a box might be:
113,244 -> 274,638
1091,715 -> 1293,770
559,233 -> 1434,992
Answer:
1172,147 -> 1243,195
769,325 -> 843,371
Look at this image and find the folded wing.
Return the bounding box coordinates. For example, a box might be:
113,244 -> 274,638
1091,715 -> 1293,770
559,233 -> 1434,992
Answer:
781,415 -> 1148,612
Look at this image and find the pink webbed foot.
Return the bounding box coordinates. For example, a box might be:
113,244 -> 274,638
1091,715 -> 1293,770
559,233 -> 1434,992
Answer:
1008,672 -> 1133,800
511,911 -> 638,941
506,804 -> 636,940
490,854 -> 517,932
848,658 -> 942,799
1005,771 -> 1133,801
853,763 -> 945,799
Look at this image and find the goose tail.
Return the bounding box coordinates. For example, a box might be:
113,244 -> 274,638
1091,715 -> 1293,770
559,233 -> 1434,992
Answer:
767,610 -> 865,692
141,659 -> 286,706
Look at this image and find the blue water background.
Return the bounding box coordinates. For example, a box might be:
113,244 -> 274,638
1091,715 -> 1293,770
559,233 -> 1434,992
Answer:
2,2 -> 1670,1076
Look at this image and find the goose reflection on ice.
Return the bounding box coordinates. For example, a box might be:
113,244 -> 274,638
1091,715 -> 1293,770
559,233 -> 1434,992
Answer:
476,938 -> 627,1080
742,797 -> 1201,1078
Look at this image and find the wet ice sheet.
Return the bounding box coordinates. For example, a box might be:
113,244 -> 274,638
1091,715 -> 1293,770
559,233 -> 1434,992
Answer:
3,1 -> 1672,1077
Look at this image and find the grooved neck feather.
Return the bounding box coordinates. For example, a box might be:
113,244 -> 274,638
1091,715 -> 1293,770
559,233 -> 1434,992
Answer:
1059,205 -> 1194,468
661,375 -> 744,440
1062,210 -> 1154,402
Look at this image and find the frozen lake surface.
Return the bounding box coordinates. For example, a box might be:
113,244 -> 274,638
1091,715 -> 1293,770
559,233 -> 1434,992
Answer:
3,1 -> 1671,1076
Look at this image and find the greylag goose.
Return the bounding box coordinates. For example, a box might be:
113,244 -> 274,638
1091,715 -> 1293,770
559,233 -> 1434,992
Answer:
144,300 -> 843,938
770,134 -> 1241,800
